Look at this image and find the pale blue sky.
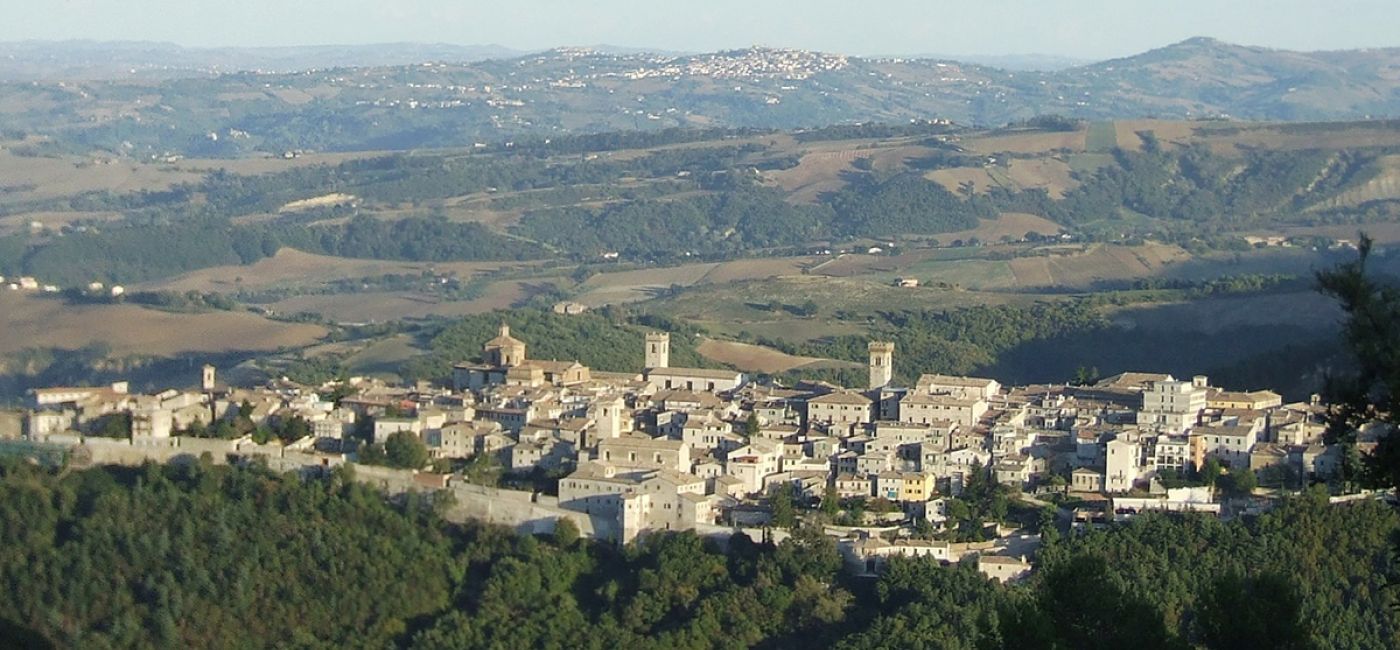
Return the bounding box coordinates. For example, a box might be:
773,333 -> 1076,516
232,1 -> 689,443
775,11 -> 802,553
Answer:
9,0 -> 1398,59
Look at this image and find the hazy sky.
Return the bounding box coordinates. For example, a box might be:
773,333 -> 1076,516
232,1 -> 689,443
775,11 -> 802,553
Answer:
9,0 -> 1400,59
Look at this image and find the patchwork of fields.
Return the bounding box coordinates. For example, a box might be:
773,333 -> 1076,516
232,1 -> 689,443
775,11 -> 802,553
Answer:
696,338 -> 858,374
0,293 -> 326,356
144,248 -> 527,293
1,119 -> 1394,394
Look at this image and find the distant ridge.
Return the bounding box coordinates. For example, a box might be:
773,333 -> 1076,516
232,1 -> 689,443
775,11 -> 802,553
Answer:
889,52 -> 1091,71
7,37 -> 1400,155
0,41 -> 530,79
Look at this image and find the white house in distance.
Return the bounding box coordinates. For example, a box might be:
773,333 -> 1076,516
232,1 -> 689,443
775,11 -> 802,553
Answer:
1137,376 -> 1208,434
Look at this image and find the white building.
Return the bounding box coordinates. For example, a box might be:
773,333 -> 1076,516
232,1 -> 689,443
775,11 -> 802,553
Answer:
1196,424 -> 1257,469
725,439 -> 782,494
1105,437 -> 1140,493
644,367 -> 745,393
597,435 -> 691,473
1137,377 -> 1208,434
915,374 -> 1001,400
977,555 -> 1032,583
806,391 -> 874,429
898,393 -> 987,427
1149,434 -> 1191,473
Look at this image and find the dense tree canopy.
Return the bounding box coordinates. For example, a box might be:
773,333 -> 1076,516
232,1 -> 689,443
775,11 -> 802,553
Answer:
0,457 -> 1393,649
771,300 -> 1105,384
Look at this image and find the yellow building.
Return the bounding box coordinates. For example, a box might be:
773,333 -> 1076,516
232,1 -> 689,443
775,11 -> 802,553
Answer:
875,470 -> 935,502
898,472 -> 936,502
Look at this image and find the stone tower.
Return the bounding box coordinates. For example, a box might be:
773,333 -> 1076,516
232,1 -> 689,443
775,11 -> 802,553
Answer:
201,364 -> 216,392
645,332 -> 670,369
868,341 -> 894,389
485,323 -> 527,367
591,394 -> 626,448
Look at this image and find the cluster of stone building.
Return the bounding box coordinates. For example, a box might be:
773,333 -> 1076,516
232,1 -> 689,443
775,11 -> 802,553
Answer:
15,324 -> 1361,579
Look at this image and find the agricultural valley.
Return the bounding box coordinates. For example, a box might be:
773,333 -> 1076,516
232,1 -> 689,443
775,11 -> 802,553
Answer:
8,26 -> 1400,650
4,114 -> 1399,401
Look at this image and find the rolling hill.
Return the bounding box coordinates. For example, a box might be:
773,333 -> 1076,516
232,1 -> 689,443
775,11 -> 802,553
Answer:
0,41 -> 528,80
5,38 -> 1400,157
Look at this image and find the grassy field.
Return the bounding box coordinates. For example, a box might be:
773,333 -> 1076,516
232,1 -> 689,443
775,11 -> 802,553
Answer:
1109,290 -> 1340,335
1112,119 -> 1199,150
695,338 -> 858,373
810,241 -> 1202,291
934,213 -> 1064,243
1005,158 -> 1080,198
1006,243 -> 1191,288
895,259 -> 1019,290
813,247 -> 991,278
573,257 -> 817,306
647,275 -> 1033,328
813,252 -> 917,278
0,145 -> 388,208
862,144 -> 944,172
963,129 -> 1086,155
1067,152 -> 1116,174
927,159 -> 1078,199
144,248 -> 526,293
1191,122 -> 1400,155
173,150 -> 398,175
925,167 -> 999,195
765,149 -> 860,204
0,149 -> 202,205
342,335 -> 425,379
266,280 -> 548,323
701,257 -> 816,283
1085,122 -> 1119,153
0,293 -> 326,356
575,263 -> 719,306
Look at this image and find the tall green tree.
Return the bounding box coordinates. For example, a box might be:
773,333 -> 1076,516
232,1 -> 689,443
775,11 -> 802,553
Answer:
770,483 -> 797,530
820,484 -> 840,518
1316,235 -> 1400,489
384,431 -> 429,469
1023,553 -> 1183,650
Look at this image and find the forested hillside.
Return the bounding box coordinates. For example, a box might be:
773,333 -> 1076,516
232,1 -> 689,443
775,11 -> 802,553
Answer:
7,119 -> 1400,284
0,459 -> 1393,648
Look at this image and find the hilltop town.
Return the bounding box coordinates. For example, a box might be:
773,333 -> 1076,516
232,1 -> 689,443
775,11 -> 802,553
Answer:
8,321 -> 1368,582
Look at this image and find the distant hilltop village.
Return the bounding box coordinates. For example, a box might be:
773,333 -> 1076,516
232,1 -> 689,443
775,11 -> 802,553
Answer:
537,46 -> 850,81
9,323 -> 1379,581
